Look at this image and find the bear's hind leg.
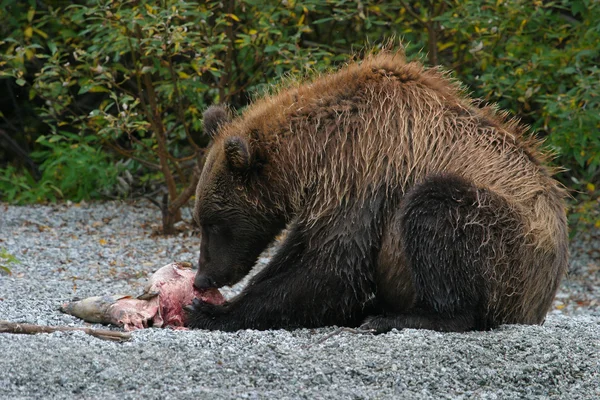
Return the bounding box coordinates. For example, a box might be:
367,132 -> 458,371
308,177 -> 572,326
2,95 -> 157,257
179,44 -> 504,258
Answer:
362,309 -> 477,333
366,174 -> 523,333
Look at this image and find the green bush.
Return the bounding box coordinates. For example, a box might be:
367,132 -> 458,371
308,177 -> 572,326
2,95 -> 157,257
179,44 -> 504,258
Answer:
0,1 -> 339,213
1,0 -> 598,217
0,133 -> 125,203
435,0 -> 600,186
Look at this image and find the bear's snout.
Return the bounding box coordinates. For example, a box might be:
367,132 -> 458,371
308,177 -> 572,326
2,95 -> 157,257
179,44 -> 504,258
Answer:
194,273 -> 216,290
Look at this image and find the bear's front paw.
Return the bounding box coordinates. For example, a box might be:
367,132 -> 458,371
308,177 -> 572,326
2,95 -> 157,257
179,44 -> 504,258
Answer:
184,298 -> 227,329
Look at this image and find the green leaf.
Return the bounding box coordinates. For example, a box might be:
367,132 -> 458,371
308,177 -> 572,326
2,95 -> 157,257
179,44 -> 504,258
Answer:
27,7 -> 35,23
78,84 -> 93,95
48,135 -> 64,143
89,86 -> 110,93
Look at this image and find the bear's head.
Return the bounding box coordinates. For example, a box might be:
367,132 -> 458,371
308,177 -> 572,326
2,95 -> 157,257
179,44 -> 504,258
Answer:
193,105 -> 287,290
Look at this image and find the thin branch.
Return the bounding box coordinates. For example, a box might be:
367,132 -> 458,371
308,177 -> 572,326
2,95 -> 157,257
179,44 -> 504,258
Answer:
125,132 -> 155,154
172,153 -> 199,163
0,320 -> 131,342
0,129 -> 41,180
144,194 -> 163,209
219,0 -> 236,103
434,1 -> 448,18
164,147 -> 187,186
169,165 -> 201,214
167,55 -> 200,151
302,40 -> 350,55
125,25 -> 152,126
134,24 -> 179,205
104,141 -> 161,171
400,0 -> 427,27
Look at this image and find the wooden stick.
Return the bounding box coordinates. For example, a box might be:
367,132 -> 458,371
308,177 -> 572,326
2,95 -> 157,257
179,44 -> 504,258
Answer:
0,320 -> 131,342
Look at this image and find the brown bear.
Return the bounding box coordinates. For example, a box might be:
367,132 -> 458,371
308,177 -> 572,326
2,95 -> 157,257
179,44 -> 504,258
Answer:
186,50 -> 568,333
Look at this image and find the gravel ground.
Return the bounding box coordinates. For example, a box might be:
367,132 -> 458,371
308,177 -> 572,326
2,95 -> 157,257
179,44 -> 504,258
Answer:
1,200 -> 599,399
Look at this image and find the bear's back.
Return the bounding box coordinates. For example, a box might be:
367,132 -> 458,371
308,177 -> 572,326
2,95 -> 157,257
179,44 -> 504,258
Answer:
220,52 -> 563,217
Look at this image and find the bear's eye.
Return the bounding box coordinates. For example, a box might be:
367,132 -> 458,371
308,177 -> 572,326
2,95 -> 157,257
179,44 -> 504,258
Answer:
204,223 -> 220,234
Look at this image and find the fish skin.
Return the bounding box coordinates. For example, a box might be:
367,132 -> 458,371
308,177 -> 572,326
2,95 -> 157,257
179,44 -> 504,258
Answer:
60,295 -> 132,324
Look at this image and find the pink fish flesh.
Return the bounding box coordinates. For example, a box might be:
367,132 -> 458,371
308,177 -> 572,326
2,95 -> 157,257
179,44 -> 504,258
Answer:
60,262 -> 224,331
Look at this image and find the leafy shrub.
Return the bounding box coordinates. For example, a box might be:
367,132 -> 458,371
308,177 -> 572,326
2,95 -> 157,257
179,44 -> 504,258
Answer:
434,0 -> 600,187
1,0 -> 341,231
0,131 -> 125,203
1,0 -> 598,228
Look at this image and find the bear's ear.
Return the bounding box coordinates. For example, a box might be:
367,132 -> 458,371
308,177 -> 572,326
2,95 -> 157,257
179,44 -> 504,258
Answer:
224,136 -> 251,171
203,105 -> 231,138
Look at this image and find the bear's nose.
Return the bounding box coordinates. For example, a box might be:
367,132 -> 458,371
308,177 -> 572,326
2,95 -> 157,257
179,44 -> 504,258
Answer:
194,273 -> 216,289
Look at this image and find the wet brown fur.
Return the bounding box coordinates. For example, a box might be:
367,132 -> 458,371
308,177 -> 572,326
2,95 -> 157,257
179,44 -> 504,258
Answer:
189,50 -> 568,332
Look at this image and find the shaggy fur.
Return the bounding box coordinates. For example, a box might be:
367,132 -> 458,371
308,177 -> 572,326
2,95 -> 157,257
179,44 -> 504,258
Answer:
187,50 -> 568,332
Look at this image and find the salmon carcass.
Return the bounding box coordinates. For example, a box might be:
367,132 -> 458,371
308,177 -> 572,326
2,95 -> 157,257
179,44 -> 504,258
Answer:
60,262 -> 224,331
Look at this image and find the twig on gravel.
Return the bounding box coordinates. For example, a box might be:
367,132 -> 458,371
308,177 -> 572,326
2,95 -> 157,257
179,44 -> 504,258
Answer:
0,320 -> 131,342
304,327 -> 375,349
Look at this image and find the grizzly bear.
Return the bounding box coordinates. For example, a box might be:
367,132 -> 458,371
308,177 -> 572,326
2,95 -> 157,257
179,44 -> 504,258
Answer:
186,50 -> 568,333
